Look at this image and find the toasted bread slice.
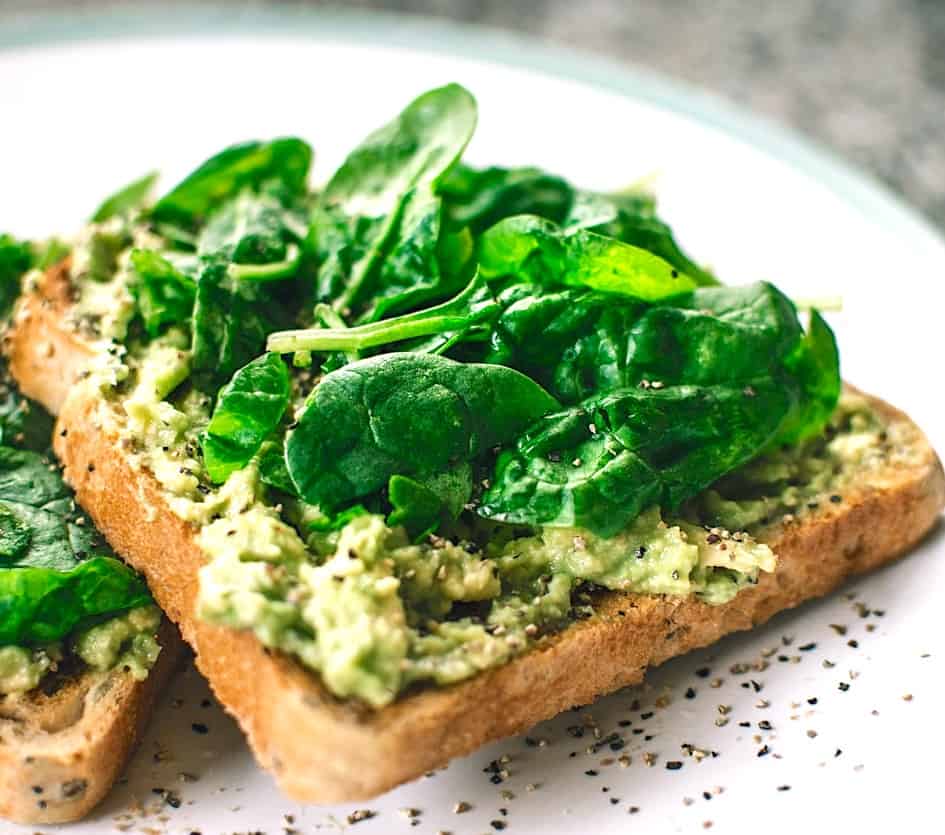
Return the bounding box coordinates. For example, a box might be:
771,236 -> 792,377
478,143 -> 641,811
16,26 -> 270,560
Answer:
0,618 -> 183,824
7,263 -> 944,803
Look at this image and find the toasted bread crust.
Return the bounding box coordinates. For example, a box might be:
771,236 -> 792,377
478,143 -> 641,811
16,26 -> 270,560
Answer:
0,619 -> 183,824
7,267 -> 944,802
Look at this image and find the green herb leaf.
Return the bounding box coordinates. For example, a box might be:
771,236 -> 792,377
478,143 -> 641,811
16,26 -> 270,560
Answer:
0,234 -> 33,318
0,504 -> 31,560
285,353 -> 559,510
151,138 -> 312,230
0,557 -> 151,645
90,170 -> 159,222
202,353 -> 290,483
191,256 -> 291,392
129,249 -> 197,337
479,381 -> 794,536
479,215 -> 698,301
197,191 -> 303,264
312,84 -> 477,315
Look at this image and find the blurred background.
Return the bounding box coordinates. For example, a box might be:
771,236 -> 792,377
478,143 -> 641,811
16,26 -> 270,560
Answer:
2,0 -> 944,230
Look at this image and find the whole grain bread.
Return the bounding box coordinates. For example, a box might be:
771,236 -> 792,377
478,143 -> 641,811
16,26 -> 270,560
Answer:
0,619 -> 183,824
7,263 -> 944,803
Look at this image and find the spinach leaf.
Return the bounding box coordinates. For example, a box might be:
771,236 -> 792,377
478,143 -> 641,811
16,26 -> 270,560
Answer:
129,249 -> 197,337
197,190 -> 305,264
202,353 -> 290,483
0,377 -> 54,451
0,234 -> 33,317
0,505 -> 30,560
151,138 -> 312,230
387,463 -> 472,537
312,84 -> 476,315
479,380 -> 794,536
268,271 -> 498,355
563,190 -> 718,286
285,353 -> 559,510
191,256 -> 291,392
0,557 -> 151,645
478,215 -> 698,301
90,170 -> 159,222
439,163 -> 574,234
258,438 -> 297,495
777,309 -> 841,443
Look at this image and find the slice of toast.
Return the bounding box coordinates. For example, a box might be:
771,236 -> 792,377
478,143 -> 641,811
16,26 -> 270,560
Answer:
7,263 -> 944,803
0,618 -> 183,824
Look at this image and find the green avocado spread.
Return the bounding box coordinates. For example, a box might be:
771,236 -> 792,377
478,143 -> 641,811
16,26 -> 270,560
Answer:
0,606 -> 162,695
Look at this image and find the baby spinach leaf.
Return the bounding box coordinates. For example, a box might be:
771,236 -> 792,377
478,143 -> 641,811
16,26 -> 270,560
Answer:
258,438 -> 297,495
268,272 -> 498,355
439,163 -> 574,233
90,170 -> 159,222
0,557 -> 151,645
312,84 -> 477,315
197,191 -> 304,264
129,249 -> 197,337
0,505 -> 30,560
0,377 -> 55,451
479,380 -> 794,536
563,190 -> 718,287
285,353 -> 559,510
777,309 -> 841,443
202,353 -> 290,483
387,462 -> 473,537
151,137 -> 312,230
479,215 -> 698,301
191,256 -> 291,392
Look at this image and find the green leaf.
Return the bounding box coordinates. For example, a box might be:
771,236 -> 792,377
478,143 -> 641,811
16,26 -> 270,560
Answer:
268,271 -> 497,355
191,256 -> 291,392
285,353 -> 559,510
387,462 -> 473,537
439,163 -> 574,233
202,353 -> 290,483
312,84 -> 477,315
777,309 -> 841,443
129,249 -> 197,338
0,374 -> 55,451
479,381 -> 794,536
478,215 -> 698,301
0,504 -> 31,560
151,138 -> 312,229
0,557 -> 151,645
90,170 -> 159,222
197,191 -> 303,264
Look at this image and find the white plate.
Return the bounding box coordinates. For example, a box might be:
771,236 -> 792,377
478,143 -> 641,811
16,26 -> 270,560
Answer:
1,8 -> 943,834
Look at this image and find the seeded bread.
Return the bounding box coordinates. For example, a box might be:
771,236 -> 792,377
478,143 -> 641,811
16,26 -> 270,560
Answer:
0,618 -> 183,824
7,263 -> 943,803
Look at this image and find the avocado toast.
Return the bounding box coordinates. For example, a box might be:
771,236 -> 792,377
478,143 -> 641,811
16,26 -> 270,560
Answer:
6,84 -> 943,802
0,236 -> 183,824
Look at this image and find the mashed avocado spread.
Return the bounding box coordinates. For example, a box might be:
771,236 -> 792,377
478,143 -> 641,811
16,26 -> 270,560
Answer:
0,606 -> 161,695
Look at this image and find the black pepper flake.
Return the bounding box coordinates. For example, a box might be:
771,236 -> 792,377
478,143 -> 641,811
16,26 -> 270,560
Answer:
585,770 -> 599,777
777,785 -> 791,792
829,494 -> 843,504
490,774 -> 503,785
749,680 -> 763,693
685,687 -> 697,699
641,711 -> 654,720
847,639 -> 859,648
838,682 -> 850,692
757,745 -> 770,757
758,720 -> 773,731
666,761 -> 683,771
835,748 -> 843,757
695,667 -> 711,678
491,821 -> 507,831
191,722 -> 209,734
738,721 -> 751,728
31,786 -> 43,795
808,697 -> 818,705
610,797 -> 620,805
799,642 -> 817,651
618,719 -> 632,727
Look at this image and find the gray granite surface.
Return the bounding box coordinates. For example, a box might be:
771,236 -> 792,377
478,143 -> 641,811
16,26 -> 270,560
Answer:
2,0 -> 944,231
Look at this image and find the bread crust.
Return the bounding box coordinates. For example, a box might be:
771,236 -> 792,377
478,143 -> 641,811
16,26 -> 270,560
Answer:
7,267 -> 944,802
0,619 -> 183,824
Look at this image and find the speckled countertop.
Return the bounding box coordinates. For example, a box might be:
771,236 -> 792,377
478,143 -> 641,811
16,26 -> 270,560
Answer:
2,0 -> 944,230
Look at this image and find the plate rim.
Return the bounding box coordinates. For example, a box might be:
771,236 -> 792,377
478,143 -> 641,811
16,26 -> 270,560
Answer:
2,2 -> 944,260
